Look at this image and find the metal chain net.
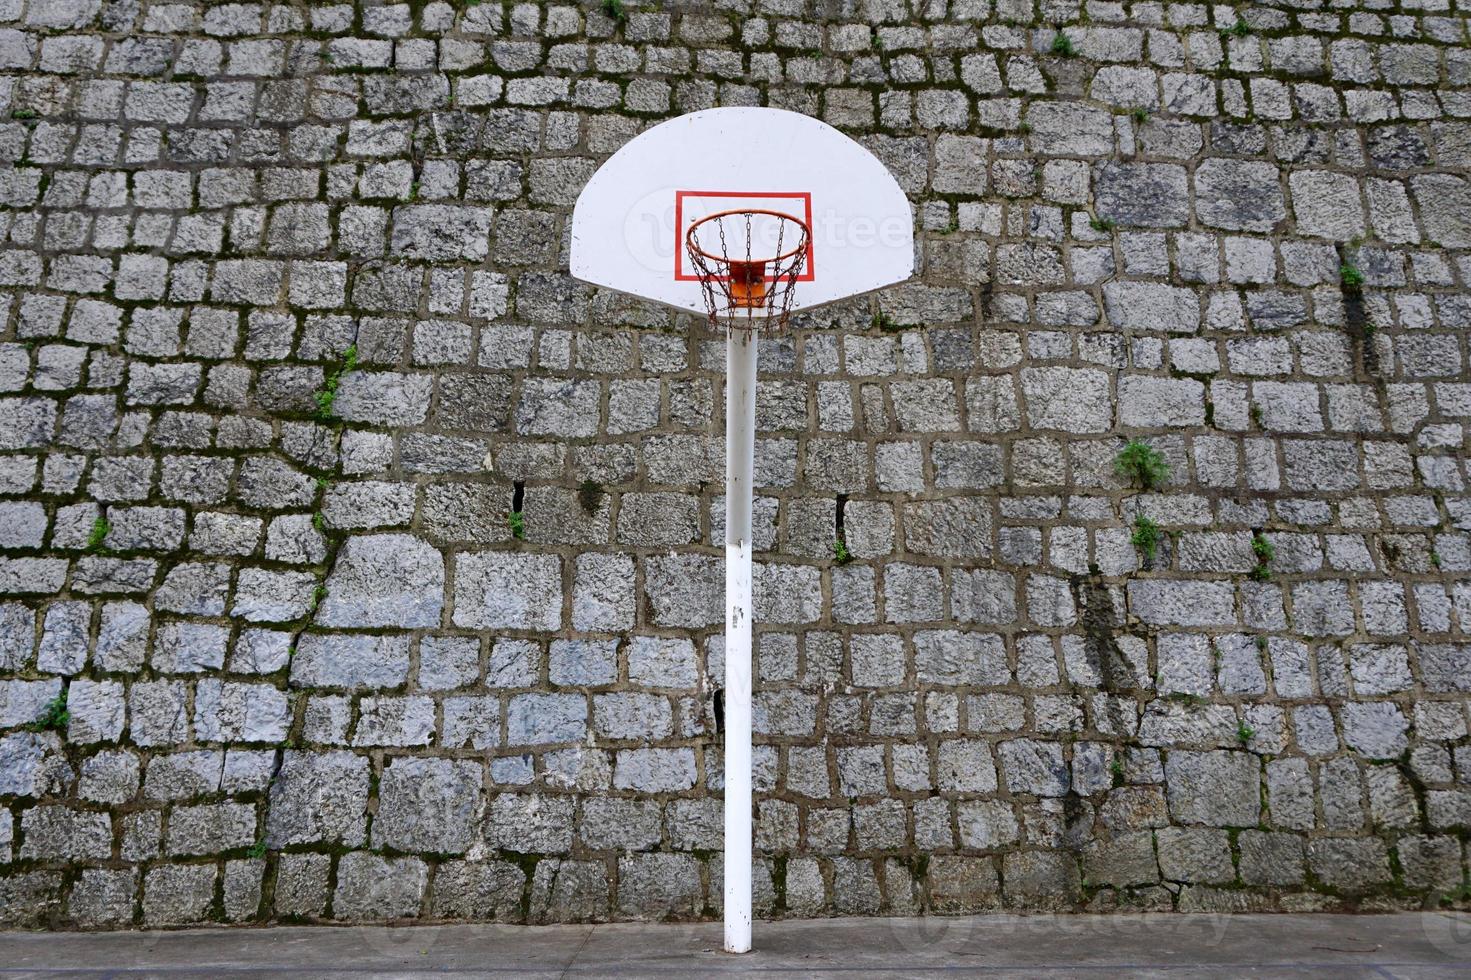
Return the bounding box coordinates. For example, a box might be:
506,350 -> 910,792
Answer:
684,210 -> 810,334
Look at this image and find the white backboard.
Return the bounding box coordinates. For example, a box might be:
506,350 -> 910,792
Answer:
571,108 -> 914,317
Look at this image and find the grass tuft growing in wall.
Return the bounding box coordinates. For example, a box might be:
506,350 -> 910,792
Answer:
1250,532 -> 1276,581
314,344 -> 358,421
85,516 -> 111,553
1131,515 -> 1162,565
1114,440 -> 1170,489
27,692 -> 69,733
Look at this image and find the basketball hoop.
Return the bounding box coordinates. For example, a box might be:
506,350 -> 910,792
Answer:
571,108 -> 914,955
684,208 -> 810,332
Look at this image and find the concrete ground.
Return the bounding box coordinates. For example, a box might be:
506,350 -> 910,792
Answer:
1,912 -> 1469,978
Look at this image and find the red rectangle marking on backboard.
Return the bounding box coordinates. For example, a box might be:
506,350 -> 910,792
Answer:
674,190 -> 815,282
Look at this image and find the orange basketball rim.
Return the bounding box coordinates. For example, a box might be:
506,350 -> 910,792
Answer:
683,208 -> 811,325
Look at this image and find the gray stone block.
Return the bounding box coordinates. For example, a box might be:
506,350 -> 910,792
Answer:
642,553 -> 722,628
68,868 -> 137,926
1156,827 -> 1235,883
1082,831 -> 1158,888
527,858 -> 609,923
78,750 -> 139,805
753,562 -> 823,623
579,798 -> 662,850
506,693 -> 586,746
1128,580 -> 1236,626
333,371 -> 432,426
615,853 -> 701,919
1118,377 -> 1206,427
142,864 -> 216,926
613,747 -> 696,792
68,679 -> 126,742
1026,101 -> 1113,155
1020,367 -> 1112,433
127,681 -> 189,747
570,553 -> 635,631
375,757 -> 483,854
1289,170 -> 1366,240
265,751 -> 369,847
232,568 -> 317,622
1095,162 -> 1189,227
515,378 -> 600,437
1342,701 -> 1409,758
317,534 -> 444,628
0,731 -> 72,798
1103,282 -> 1200,332
453,552 -> 562,630
884,563 -> 943,623
0,677 -> 63,729
1165,750 -> 1260,827
595,693 -> 673,740
1194,158 -> 1286,231
193,680 -> 290,744
274,853 -> 332,918
353,695 -> 435,747
333,852 -> 427,920
1001,850 -> 1080,910
1306,838 -> 1392,893
290,633 -> 410,690
998,739 -> 1068,797
430,860 -> 527,919
21,806 -> 112,860
166,801 -> 256,856
390,205 -> 493,261
487,793 -> 574,853
914,630 -> 1009,685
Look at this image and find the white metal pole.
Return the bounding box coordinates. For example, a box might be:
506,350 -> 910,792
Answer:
723,326 -> 757,954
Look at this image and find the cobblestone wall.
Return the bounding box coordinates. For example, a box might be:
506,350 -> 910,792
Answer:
1,0 -> 1470,929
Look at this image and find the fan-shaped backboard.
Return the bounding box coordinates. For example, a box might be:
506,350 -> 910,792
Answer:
571,107 -> 914,317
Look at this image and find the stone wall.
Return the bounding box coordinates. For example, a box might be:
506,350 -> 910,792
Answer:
1,0 -> 1470,928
